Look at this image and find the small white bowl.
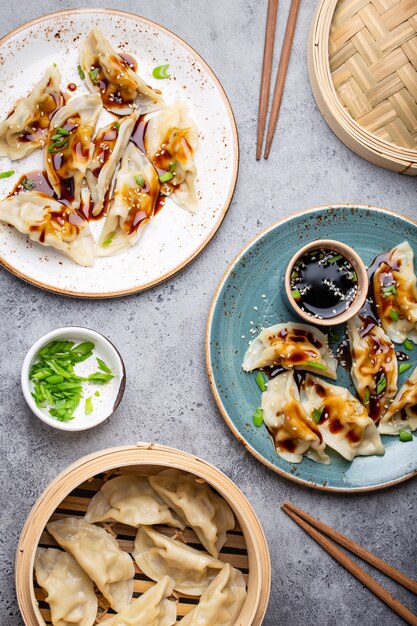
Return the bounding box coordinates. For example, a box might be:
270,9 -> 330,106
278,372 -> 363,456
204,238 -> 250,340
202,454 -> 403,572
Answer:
21,327 -> 126,431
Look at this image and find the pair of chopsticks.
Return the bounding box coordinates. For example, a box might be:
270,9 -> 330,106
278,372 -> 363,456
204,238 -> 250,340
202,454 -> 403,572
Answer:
282,502 -> 417,625
257,0 -> 301,160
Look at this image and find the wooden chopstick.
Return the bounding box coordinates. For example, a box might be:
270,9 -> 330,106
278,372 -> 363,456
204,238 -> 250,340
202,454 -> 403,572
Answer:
256,0 -> 279,161
264,0 -> 301,159
283,501 -> 417,594
282,503 -> 417,626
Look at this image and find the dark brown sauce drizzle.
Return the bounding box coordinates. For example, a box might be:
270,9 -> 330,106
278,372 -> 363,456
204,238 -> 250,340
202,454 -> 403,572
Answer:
9,170 -> 54,198
119,52 -> 138,72
131,115 -> 149,153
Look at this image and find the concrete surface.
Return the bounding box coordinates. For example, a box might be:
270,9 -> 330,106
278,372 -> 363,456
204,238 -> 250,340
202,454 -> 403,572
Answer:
1,1 -> 416,625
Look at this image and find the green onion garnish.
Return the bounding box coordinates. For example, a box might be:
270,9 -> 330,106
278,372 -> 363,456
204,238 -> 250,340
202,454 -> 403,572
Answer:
328,254 -> 343,263
159,171 -> 174,183
364,389 -> 370,404
134,174 -> 146,188
376,375 -> 387,395
77,64 -> 85,80
350,271 -> 357,282
304,361 -> 327,370
97,357 -> 112,374
85,396 -> 93,415
381,285 -> 397,298
169,160 -> 177,173
255,371 -> 266,392
88,372 -> 114,384
89,68 -> 100,83
94,390 -> 100,397
252,407 -> 264,427
56,127 -> 70,136
0,170 -> 14,179
291,288 -> 301,300
22,178 -> 36,190
404,339 -> 414,351
290,270 -> 299,280
312,407 -> 324,423
399,430 -> 413,442
102,232 -> 116,248
390,309 -> 398,322
113,121 -> 120,130
152,64 -> 170,79
399,362 -> 412,374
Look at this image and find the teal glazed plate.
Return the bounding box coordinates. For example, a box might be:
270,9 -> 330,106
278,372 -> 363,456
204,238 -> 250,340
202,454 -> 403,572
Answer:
206,204 -> 417,491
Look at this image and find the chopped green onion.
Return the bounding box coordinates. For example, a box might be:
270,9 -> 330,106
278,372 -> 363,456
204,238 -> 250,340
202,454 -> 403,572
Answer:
102,232 -> 115,248
290,270 -> 299,280
376,375 -> 387,395
22,178 -> 36,190
399,430 -> 413,442
94,390 -> 100,397
51,133 -> 63,141
88,372 -> 114,384
364,389 -> 370,404
252,407 -> 264,427
90,68 -> 100,82
381,285 -> 397,298
134,174 -> 146,188
159,171 -> 174,183
255,371 -> 266,392
399,362 -> 412,374
304,361 -> 327,370
350,271 -> 357,282
291,288 -> 301,300
327,254 -> 343,263
85,396 -> 93,415
169,160 -> 177,172
152,64 -> 170,79
404,339 -> 414,351
312,407 -> 324,423
77,64 -> 85,80
71,342 -> 95,356
56,127 -> 70,136
0,170 -> 14,179
113,121 -> 120,130
390,309 -> 398,322
96,357 -> 112,374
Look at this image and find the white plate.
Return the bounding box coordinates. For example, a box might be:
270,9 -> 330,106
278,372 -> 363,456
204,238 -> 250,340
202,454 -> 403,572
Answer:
0,9 -> 238,297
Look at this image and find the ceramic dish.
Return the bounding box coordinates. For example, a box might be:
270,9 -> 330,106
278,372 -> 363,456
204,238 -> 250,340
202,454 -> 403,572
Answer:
21,327 -> 125,431
206,204 -> 417,491
0,9 -> 238,297
15,444 -> 271,625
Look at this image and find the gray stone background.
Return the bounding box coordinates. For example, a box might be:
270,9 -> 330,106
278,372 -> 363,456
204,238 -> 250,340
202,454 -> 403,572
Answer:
1,0 -> 416,624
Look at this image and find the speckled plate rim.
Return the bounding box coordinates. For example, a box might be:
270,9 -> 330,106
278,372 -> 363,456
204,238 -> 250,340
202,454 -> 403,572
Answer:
0,7 -> 239,299
206,203 -> 417,493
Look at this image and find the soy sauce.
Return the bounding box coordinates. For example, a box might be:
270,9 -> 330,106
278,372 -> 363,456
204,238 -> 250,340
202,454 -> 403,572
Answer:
290,248 -> 358,320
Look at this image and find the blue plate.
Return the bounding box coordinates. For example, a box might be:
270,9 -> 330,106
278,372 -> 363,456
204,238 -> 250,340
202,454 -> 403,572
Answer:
206,205 -> 417,491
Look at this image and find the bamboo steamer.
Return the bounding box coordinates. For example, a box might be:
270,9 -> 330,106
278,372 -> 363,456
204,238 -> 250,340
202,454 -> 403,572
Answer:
15,444 -> 271,625
308,0 -> 417,174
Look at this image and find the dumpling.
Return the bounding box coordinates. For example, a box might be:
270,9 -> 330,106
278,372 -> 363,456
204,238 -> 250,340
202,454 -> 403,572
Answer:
347,314 -> 398,422
79,28 -> 165,115
34,547 -> 97,626
0,191 -> 94,266
96,143 -> 159,256
378,365 -> 417,434
243,322 -> 338,379
47,517 -> 134,612
84,474 -> 185,529
300,374 -> 385,461
145,102 -> 198,213
149,469 -> 235,557
133,526 -> 225,595
86,112 -> 138,217
261,371 -> 329,464
0,66 -> 64,159
180,564 -> 246,626
45,94 -> 102,208
372,241 -> 417,343
99,576 -> 176,626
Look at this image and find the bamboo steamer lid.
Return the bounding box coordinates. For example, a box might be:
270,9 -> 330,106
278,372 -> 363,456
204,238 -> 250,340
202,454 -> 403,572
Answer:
15,443 -> 271,626
308,0 -> 417,174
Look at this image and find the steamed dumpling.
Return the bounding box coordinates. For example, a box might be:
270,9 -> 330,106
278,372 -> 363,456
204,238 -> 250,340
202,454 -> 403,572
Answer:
133,526 -> 225,595
86,112 -> 138,216
300,374 -> 384,461
45,94 -> 102,208
84,474 -> 185,529
145,102 -> 198,213
379,365 -> 417,434
261,372 -> 329,464
243,322 -> 337,379
79,28 -> 165,115
347,314 -> 398,423
47,517 -> 134,612
373,242 -> 417,343
99,576 -> 176,626
180,564 -> 246,626
97,143 -> 159,256
34,547 -> 97,626
149,469 -> 235,557
0,191 -> 94,266
0,66 -> 64,159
